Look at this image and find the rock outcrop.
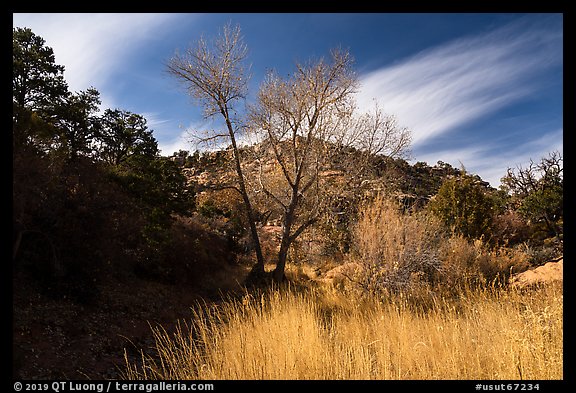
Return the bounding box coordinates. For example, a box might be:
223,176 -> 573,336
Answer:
509,258 -> 563,288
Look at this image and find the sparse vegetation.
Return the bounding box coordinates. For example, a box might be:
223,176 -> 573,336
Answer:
123,189 -> 560,381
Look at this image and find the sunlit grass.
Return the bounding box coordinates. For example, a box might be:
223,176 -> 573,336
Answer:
124,282 -> 562,380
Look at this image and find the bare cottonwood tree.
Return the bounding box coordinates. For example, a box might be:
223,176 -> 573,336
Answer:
248,49 -> 412,282
166,23 -> 266,278
167,24 -> 411,283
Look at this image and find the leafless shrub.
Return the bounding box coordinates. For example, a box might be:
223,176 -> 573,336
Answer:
438,235 -> 530,290
349,195 -> 444,296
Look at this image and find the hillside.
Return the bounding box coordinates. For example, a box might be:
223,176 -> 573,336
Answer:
177,145 -> 483,213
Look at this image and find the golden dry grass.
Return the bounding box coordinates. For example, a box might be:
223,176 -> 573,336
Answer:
124,282 -> 562,380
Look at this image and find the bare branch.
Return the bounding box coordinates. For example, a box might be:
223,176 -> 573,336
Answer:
203,183 -> 243,196
166,22 -> 250,121
257,157 -> 288,211
289,218 -> 318,244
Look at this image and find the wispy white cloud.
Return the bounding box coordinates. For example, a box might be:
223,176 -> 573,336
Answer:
141,112 -> 172,129
356,16 -> 562,147
13,13 -> 182,108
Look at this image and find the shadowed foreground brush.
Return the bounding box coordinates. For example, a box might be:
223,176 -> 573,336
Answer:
124,283 -> 562,380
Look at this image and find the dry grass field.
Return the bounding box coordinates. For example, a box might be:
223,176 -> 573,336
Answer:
124,281 -> 562,380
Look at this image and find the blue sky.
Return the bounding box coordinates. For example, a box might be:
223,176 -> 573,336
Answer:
12,13 -> 563,187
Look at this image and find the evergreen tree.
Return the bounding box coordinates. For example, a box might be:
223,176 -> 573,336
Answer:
96,109 -> 159,165
13,27 -> 69,150
428,174 -> 502,239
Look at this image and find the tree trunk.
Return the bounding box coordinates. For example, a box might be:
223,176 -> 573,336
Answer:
221,106 -> 265,278
273,224 -> 292,282
272,199 -> 298,282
